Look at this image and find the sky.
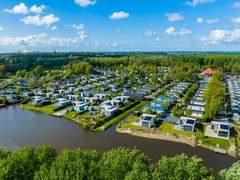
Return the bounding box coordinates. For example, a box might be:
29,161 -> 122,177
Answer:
0,0 -> 240,52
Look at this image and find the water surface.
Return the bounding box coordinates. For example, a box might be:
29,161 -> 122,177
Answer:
0,105 -> 238,174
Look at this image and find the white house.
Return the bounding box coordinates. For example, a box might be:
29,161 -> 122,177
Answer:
204,121 -> 230,140
176,117 -> 196,132
139,114 -> 157,128
74,101 -> 89,112
187,104 -> 205,112
191,110 -> 204,118
56,98 -> 71,107
32,96 -> 46,104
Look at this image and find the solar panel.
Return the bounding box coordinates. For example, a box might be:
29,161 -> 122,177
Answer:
220,124 -> 229,130
186,119 -> 195,125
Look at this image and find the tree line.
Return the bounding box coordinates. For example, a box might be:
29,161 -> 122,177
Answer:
203,71 -> 225,121
1,53 -> 240,77
0,146 -> 238,180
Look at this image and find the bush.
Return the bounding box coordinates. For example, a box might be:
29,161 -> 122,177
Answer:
0,146 -> 218,180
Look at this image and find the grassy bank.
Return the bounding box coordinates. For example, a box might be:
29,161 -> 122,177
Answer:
96,101 -> 147,131
64,110 -> 105,129
118,117 -> 232,153
21,104 -> 59,115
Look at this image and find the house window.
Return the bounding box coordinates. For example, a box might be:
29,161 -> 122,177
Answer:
184,126 -> 192,132
218,131 -> 229,138
142,122 -> 150,128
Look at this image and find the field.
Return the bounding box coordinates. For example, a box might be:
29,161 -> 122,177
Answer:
22,104 -> 59,115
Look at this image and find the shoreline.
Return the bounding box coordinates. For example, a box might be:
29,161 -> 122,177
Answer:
116,127 -> 196,147
19,104 -> 239,157
116,127 -> 238,157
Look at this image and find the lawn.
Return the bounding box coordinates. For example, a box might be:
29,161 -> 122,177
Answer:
96,101 -> 146,131
195,129 -> 230,150
64,110 -> 106,129
199,137 -> 230,150
158,123 -> 193,137
118,116 -> 147,130
22,104 -> 59,115
120,117 -> 193,137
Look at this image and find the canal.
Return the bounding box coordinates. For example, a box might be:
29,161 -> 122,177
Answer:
0,105 -> 238,174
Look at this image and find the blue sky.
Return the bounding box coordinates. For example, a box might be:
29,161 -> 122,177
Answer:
0,0 -> 240,52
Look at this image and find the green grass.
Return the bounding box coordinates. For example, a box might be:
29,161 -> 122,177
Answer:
200,137 -> 230,150
96,101 -> 147,131
195,129 -> 230,150
158,123 -> 193,137
119,116 -> 146,130
120,117 -> 193,137
22,104 -> 58,115
64,110 -> 106,129
64,111 -> 79,119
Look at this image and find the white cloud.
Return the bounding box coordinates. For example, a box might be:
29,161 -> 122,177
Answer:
21,14 -> 60,27
197,17 -> 204,24
201,29 -> 240,44
112,42 -> 118,47
4,3 -> 28,14
144,30 -> 157,37
197,17 -> 219,24
0,27 -> 3,31
155,36 -> 160,42
51,26 -> 58,30
233,2 -> 240,9
186,0 -> 215,6
71,24 -> 84,30
0,32 -> 88,51
166,27 -> 192,36
206,18 -> 219,24
109,11 -> 130,20
93,41 -> 99,46
166,13 -> 184,22
4,3 -> 46,15
74,0 -> 96,7
30,5 -> 46,14
232,17 -> 240,26
77,31 -> 88,41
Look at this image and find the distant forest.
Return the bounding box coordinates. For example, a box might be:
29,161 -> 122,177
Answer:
0,52 -> 240,74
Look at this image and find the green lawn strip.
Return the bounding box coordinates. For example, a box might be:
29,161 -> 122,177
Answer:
237,134 -> 240,148
22,104 -> 59,115
64,110 -> 106,129
157,123 -> 193,137
195,129 -> 230,150
120,117 -> 193,137
96,101 -> 146,131
200,137 -> 230,150
118,116 -> 145,130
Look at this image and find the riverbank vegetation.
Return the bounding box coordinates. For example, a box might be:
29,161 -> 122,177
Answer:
1,145 -> 239,180
21,104 -> 60,115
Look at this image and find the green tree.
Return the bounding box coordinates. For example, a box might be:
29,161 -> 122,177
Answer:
152,154 -> 213,180
100,148 -> 150,180
150,73 -> 158,88
35,149 -> 101,180
219,161 -> 240,180
15,86 -> 21,94
33,65 -> 44,77
0,65 -> 6,78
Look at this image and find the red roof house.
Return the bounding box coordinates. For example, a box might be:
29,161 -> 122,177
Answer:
202,68 -> 213,77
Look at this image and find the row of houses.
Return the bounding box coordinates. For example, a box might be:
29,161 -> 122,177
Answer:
134,114 -> 230,140
227,76 -> 240,121
167,82 -> 190,98
187,80 -> 207,118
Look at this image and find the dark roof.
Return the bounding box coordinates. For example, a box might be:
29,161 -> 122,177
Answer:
186,119 -> 195,125
220,124 -> 229,130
